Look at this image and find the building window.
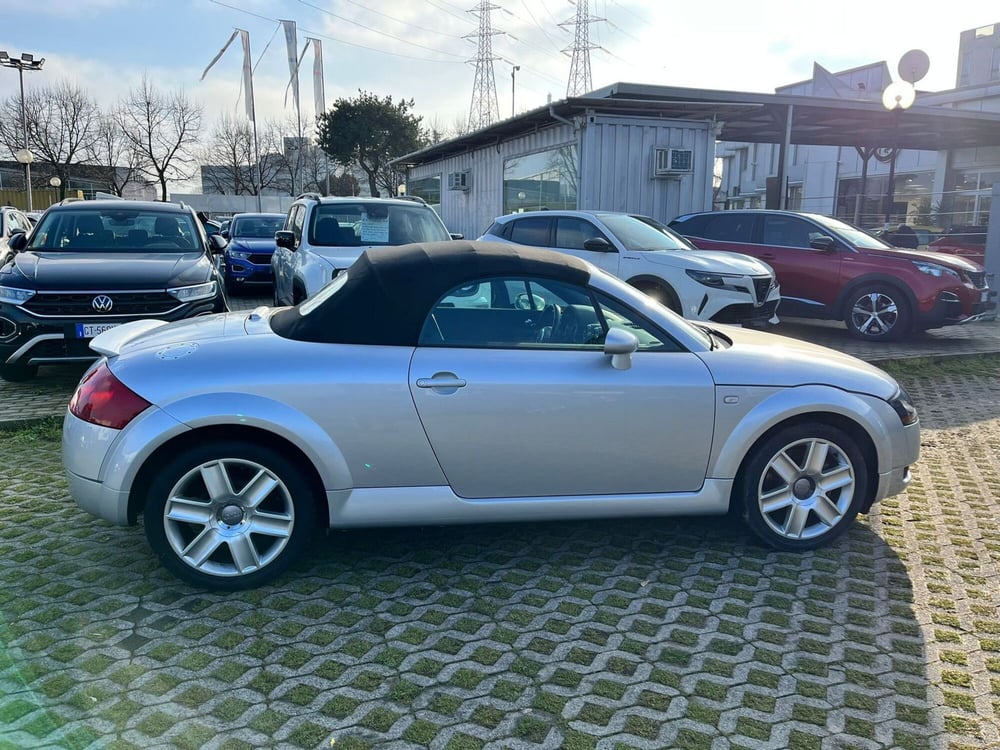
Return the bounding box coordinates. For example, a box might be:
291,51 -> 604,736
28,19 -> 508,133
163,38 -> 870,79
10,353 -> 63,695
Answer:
503,145 -> 578,215
406,175 -> 441,212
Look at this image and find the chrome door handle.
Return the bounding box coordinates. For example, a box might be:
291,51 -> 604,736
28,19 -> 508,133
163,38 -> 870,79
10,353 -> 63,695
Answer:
416,377 -> 467,389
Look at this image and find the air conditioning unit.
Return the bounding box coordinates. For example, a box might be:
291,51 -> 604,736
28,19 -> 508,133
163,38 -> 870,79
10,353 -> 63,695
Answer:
652,147 -> 694,177
447,171 -> 471,191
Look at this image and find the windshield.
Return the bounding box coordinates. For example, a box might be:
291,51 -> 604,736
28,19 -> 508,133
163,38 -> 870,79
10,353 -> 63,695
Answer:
809,214 -> 893,251
308,203 -> 451,247
28,209 -> 201,252
600,213 -> 694,251
231,215 -> 285,239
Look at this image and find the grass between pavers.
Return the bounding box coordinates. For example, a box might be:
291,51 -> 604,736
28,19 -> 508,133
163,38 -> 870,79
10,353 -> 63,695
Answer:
0,358 -> 999,747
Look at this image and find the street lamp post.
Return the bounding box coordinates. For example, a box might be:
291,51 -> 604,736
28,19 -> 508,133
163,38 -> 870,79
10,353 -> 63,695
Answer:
0,51 -> 44,212
511,65 -> 520,118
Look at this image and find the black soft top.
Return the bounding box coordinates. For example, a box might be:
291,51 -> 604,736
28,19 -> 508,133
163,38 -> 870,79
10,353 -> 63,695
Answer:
270,240 -> 593,346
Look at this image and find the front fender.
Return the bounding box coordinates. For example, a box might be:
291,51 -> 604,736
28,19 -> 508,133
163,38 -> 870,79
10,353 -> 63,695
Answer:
707,384 -> 897,480
300,257 -> 335,298
160,392 -> 352,490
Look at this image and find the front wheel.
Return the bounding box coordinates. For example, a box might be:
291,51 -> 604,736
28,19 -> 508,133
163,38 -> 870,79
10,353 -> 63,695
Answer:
738,423 -> 868,551
844,285 -> 910,340
633,282 -> 681,315
143,441 -> 317,590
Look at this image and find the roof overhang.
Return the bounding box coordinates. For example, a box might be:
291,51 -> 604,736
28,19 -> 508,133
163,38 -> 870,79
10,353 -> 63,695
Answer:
395,81 -> 1000,168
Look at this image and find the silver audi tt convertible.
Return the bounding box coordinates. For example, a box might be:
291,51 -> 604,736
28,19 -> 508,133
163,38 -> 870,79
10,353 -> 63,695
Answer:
63,241 -> 920,590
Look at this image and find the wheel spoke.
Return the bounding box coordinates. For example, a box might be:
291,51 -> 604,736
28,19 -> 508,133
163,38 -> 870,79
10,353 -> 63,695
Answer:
768,452 -> 800,484
802,441 -> 830,475
165,497 -> 213,525
783,504 -> 809,538
227,534 -> 261,573
812,494 -> 843,526
182,527 -> 225,566
760,488 -> 795,514
817,464 -> 853,493
199,462 -> 233,502
249,511 -> 294,538
239,470 -> 280,509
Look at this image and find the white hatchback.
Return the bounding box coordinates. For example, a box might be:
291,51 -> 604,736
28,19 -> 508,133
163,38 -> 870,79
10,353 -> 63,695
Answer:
479,210 -> 780,327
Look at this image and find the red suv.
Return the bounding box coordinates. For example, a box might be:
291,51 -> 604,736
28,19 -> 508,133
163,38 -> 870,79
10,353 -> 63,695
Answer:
669,210 -> 996,340
928,227 -> 987,266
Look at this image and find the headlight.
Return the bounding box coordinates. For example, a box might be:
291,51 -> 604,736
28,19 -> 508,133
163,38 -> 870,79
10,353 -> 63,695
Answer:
913,261 -> 959,280
228,250 -> 250,260
168,281 -> 217,302
888,387 -> 918,425
0,286 -> 35,306
685,269 -> 747,292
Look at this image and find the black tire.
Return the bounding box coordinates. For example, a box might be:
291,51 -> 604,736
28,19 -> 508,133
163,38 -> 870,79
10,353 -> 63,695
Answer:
844,284 -> 910,340
292,285 -> 307,305
143,441 -> 317,590
0,364 -> 38,382
737,423 -> 868,551
634,282 -> 682,315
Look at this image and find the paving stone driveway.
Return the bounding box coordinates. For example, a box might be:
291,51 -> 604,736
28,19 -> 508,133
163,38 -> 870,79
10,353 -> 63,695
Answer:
1,357 -> 1000,749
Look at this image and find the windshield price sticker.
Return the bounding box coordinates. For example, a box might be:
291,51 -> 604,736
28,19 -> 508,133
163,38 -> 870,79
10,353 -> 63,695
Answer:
360,216 -> 389,243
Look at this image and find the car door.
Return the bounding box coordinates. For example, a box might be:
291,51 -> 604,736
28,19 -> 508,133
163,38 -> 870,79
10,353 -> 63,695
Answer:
551,216 -> 622,276
273,205 -> 302,301
753,214 -> 844,313
408,275 -> 715,499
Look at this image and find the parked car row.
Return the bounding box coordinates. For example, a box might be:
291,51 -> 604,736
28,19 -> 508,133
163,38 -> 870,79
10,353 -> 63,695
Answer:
1,198 -> 996,382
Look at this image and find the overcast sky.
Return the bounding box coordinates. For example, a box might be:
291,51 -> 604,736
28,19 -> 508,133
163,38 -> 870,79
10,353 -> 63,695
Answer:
0,0 -> 995,138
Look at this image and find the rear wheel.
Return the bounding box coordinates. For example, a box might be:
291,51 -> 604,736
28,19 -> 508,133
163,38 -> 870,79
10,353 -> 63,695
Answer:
739,423 -> 867,551
143,441 -> 317,590
844,285 -> 910,340
0,364 -> 38,382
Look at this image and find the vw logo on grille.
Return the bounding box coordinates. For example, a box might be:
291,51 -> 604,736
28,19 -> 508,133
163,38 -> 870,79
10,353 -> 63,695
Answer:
92,295 -> 114,313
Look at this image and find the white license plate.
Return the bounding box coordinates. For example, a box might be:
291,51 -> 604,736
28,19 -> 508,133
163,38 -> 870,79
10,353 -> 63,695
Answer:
75,322 -> 121,338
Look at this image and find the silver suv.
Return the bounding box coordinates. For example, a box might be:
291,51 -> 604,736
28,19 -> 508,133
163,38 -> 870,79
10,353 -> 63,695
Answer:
272,194 -> 455,305
479,210 -> 780,327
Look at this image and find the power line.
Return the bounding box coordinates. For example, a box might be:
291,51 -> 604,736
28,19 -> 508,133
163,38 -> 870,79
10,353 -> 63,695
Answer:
206,0 -> 464,64
562,0 -> 604,96
333,0 -> 470,39
295,0 -> 467,59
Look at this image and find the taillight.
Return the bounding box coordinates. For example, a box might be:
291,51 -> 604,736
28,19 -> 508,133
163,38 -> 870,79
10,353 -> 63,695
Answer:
69,363 -> 152,430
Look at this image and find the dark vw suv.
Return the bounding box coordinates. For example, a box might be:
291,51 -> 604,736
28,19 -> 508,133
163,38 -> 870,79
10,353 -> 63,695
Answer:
0,201 -> 228,381
670,210 -> 996,340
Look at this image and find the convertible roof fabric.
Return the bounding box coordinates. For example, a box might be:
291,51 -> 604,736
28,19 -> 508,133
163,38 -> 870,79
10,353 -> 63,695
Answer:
269,240 -> 593,346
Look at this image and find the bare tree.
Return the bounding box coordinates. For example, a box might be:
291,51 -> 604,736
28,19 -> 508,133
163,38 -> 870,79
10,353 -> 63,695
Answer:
200,113 -> 255,195
0,80 -> 103,194
117,76 -> 203,201
91,112 -> 144,197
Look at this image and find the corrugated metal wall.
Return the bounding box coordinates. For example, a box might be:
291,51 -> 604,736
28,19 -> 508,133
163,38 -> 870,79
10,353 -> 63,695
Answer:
578,115 -> 713,223
407,124 -> 577,241
406,114 -> 713,238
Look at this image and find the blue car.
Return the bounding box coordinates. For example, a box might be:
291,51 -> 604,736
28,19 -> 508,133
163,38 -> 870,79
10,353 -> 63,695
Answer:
222,213 -> 286,295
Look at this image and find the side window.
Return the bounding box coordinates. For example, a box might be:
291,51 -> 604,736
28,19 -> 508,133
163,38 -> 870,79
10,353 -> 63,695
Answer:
290,205 -> 305,241
555,217 -> 606,250
762,216 -> 818,249
419,277 -> 674,351
703,213 -> 754,243
509,217 -> 551,246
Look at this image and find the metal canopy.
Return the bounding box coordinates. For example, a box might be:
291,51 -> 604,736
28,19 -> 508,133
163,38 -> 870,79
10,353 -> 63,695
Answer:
395,81 -> 1000,167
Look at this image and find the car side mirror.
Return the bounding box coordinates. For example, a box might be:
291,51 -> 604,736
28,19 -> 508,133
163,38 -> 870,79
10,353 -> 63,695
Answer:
208,234 -> 228,253
604,327 -> 639,370
221,230 -> 230,240
275,230 -> 296,251
583,237 -> 613,252
8,232 -> 27,252
809,235 -> 836,251
450,233 -> 464,240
